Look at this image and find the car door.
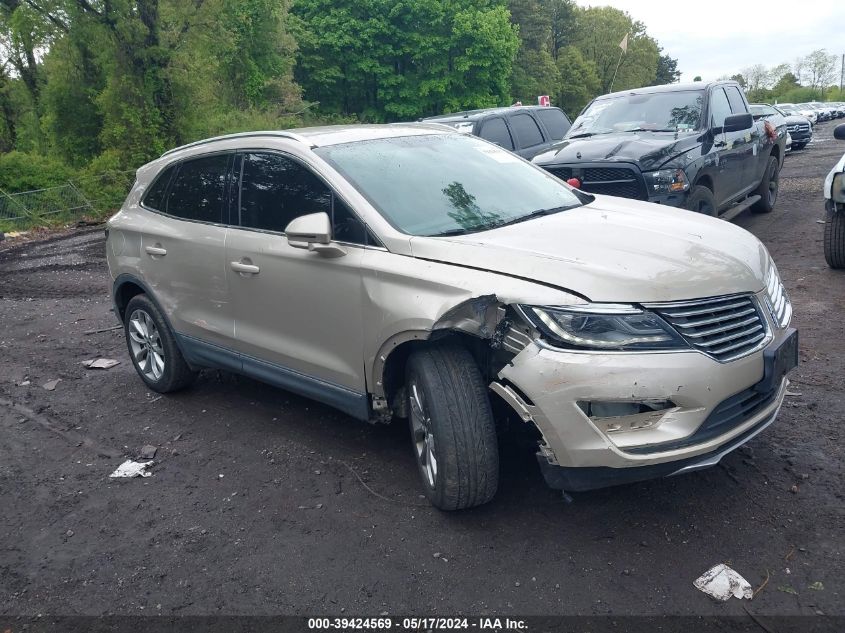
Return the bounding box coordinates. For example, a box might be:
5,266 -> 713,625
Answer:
507,112 -> 548,159
139,152 -> 235,350
708,87 -> 744,206
225,150 -> 368,413
534,107 -> 572,143
724,86 -> 759,196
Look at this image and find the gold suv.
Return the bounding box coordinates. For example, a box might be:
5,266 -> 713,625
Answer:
107,124 -> 797,510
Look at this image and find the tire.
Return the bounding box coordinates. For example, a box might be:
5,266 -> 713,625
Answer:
751,155 -> 779,213
824,204 -> 845,269
124,294 -> 197,393
406,345 -> 499,510
684,185 -> 717,216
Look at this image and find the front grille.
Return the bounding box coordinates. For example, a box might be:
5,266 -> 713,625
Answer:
649,295 -> 769,362
546,165 -> 647,200
625,380 -> 781,454
786,123 -> 810,133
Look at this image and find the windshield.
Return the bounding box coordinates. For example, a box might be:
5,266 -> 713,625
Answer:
568,90 -> 704,137
315,134 -> 584,237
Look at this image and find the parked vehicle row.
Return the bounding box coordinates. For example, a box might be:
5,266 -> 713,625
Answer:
750,103 -> 813,150
109,120 -> 797,510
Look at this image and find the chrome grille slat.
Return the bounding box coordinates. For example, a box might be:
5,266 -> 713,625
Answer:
707,331 -> 766,355
682,315 -> 760,338
651,294 -> 769,361
671,307 -> 756,329
659,299 -> 750,318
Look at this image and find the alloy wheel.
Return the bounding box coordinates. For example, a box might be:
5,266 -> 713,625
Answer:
128,309 -> 165,382
409,381 -> 438,488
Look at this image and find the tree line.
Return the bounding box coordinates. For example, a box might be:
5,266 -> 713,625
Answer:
0,0 -> 682,191
726,49 -> 844,105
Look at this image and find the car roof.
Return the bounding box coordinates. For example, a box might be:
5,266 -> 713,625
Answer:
422,105 -> 561,123
594,81 -> 730,101
160,123 -> 452,157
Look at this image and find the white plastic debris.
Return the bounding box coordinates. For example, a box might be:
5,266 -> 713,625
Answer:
83,358 -> 121,369
109,460 -> 154,478
694,564 -> 754,601
42,379 -> 61,391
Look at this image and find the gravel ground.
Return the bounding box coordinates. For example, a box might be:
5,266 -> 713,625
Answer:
0,123 -> 843,620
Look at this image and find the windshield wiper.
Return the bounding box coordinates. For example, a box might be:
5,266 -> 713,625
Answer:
429,205 -> 576,237
621,127 -> 677,133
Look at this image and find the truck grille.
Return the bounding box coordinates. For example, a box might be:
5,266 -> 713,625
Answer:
649,295 -> 768,361
786,123 -> 810,133
545,165 -> 647,200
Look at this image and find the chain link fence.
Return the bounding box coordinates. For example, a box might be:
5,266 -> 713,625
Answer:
0,170 -> 135,231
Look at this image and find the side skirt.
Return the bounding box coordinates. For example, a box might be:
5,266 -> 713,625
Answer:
175,333 -> 370,422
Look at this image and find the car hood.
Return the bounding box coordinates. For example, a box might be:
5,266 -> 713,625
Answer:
532,131 -> 701,172
783,115 -> 811,125
409,196 -> 770,303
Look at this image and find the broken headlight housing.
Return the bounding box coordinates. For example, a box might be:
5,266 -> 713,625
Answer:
520,304 -> 686,351
643,168 -> 690,195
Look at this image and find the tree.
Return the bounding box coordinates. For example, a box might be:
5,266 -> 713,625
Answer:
730,74 -> 747,88
693,76 -> 702,82
743,64 -> 770,92
509,0 -> 558,103
573,7 -> 659,93
294,0 -> 519,120
555,45 -> 599,116
653,51 -> 680,85
804,49 -> 837,95
540,0 -> 576,60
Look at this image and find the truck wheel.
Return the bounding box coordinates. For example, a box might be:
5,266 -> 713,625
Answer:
752,156 -> 779,213
684,185 -> 717,216
824,205 -> 845,269
406,345 -> 499,510
124,294 -> 198,393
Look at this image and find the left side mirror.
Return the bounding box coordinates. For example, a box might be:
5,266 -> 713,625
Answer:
285,212 -> 346,257
723,113 -> 753,133
834,124 -> 845,141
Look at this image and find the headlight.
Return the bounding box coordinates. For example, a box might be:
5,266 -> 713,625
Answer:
520,304 -> 687,351
643,169 -> 690,195
833,173 -> 845,203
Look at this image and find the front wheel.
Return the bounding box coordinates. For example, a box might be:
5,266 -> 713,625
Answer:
684,185 -> 717,216
751,156 -> 779,213
406,345 -> 499,510
824,204 -> 845,269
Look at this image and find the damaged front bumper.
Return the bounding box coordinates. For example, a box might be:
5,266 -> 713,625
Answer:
493,322 -> 797,492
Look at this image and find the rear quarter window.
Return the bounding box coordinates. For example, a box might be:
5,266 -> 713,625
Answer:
142,165 -> 176,212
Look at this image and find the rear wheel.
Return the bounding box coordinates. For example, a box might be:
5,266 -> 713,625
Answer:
752,156 -> 779,213
684,185 -> 717,216
406,345 -> 499,510
124,294 -> 197,393
824,205 -> 845,269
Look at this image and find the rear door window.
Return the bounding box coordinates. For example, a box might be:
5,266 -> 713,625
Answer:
536,108 -> 571,140
709,88 -> 732,128
479,117 -> 514,150
165,154 -> 229,223
508,113 -> 545,147
725,87 -> 747,114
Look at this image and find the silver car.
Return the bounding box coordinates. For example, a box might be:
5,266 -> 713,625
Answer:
107,124 -> 798,510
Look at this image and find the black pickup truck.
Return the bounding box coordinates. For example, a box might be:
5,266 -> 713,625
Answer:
532,81 -> 786,218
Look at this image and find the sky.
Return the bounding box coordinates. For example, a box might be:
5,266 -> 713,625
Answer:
577,0 -> 845,84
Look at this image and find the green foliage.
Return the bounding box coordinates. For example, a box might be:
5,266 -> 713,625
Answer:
0,151 -> 72,192
555,46 -> 599,116
653,52 -> 680,85
293,0 -> 519,121
572,6 -> 659,93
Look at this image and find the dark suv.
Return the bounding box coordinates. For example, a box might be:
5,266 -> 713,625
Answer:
422,106 -> 571,159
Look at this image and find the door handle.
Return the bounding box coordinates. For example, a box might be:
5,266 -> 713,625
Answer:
230,261 -> 260,275
145,245 -> 167,257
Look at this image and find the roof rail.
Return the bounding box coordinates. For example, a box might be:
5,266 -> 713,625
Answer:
160,130 -> 314,158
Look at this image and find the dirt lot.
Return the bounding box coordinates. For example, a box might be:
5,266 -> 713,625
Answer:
1,123 -> 843,620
